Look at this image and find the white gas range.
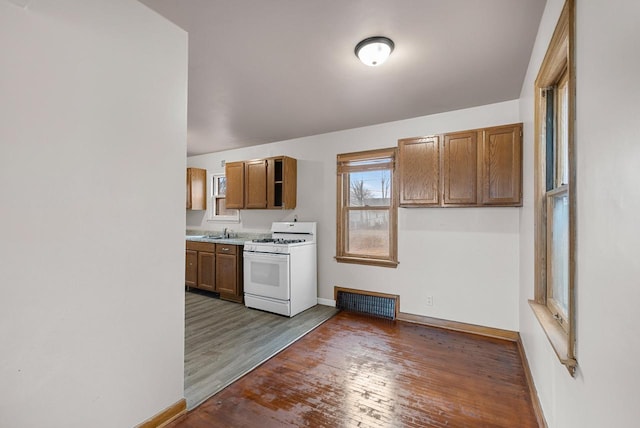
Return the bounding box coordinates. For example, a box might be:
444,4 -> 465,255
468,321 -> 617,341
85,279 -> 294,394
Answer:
243,222 -> 317,317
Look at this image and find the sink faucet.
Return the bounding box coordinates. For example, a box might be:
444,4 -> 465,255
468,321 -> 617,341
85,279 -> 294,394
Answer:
223,227 -> 228,238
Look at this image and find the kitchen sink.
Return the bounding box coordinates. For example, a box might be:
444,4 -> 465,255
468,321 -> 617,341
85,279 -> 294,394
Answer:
186,234 -> 225,240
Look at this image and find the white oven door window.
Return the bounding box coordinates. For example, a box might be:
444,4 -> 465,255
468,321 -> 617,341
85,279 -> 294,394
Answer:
244,253 -> 290,300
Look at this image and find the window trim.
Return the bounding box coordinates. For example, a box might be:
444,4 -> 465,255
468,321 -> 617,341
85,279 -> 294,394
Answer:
336,147 -> 399,268
530,0 -> 577,376
207,172 -> 240,223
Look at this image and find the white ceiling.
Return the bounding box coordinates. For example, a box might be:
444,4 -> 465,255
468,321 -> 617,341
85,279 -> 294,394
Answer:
139,0 -> 546,156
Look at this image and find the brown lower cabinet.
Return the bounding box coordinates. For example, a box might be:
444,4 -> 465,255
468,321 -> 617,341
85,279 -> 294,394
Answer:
185,241 -> 244,303
185,249 -> 198,288
215,244 -> 243,303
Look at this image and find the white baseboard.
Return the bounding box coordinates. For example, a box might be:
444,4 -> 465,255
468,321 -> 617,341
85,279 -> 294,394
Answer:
317,297 -> 336,307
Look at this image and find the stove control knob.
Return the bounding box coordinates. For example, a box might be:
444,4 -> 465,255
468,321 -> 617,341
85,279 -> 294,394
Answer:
272,246 -> 279,253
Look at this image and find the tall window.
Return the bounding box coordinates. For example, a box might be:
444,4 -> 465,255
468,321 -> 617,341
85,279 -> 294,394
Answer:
336,148 -> 398,268
208,174 -> 239,222
531,0 -> 576,375
545,70 -> 570,331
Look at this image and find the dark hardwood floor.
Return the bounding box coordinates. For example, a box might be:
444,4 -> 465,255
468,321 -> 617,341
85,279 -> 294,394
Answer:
170,311 -> 538,427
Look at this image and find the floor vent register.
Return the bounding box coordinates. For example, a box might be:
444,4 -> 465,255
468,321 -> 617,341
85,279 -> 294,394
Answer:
334,287 -> 398,320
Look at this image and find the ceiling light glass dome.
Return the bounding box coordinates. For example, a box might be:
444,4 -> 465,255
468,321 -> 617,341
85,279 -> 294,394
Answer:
355,36 -> 395,67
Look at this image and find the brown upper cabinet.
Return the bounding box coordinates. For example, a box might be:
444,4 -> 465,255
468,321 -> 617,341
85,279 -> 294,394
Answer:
398,123 -> 522,207
245,159 -> 268,208
398,136 -> 440,206
225,161 -> 245,209
480,125 -> 522,206
186,167 -> 207,210
443,130 -> 479,206
225,156 -> 297,209
267,157 -> 297,209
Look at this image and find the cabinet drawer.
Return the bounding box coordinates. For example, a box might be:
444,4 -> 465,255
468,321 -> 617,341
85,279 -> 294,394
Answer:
216,244 -> 238,255
186,241 -> 216,252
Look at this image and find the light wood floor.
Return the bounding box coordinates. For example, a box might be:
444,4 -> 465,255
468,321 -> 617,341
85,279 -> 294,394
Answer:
184,290 -> 339,409
174,310 -> 539,427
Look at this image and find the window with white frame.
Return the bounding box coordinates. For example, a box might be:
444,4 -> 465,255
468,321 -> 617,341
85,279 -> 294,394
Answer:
208,173 -> 240,222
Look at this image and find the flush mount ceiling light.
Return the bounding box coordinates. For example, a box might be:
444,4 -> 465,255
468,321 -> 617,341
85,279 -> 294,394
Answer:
354,36 -> 395,67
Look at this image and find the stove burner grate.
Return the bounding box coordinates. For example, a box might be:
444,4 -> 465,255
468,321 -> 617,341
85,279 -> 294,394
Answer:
251,238 -> 306,244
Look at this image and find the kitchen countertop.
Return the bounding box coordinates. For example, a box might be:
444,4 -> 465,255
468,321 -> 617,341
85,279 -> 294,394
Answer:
185,236 -> 247,246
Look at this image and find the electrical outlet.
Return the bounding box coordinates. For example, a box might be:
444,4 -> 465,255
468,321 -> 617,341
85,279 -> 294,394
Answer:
425,296 -> 434,307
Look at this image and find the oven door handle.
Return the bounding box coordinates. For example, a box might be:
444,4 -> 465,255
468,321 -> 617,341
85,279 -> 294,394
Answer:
243,251 -> 289,261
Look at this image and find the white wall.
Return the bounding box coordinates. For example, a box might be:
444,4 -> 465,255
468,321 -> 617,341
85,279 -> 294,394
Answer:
0,1 -> 187,427
188,101 -> 521,330
519,1 -> 640,426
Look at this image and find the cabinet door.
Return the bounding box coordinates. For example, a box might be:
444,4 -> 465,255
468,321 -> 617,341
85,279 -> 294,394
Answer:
398,137 -> 440,206
185,249 -> 198,287
281,156 -> 297,209
443,131 -> 479,205
245,159 -> 267,208
197,251 -> 215,292
481,124 -> 522,206
215,252 -> 237,297
186,168 -> 207,210
225,162 -> 245,209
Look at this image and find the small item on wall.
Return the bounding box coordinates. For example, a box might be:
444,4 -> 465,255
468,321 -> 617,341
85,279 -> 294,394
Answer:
220,160 -> 226,167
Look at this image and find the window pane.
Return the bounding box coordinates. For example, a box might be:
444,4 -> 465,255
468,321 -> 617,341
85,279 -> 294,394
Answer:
348,170 -> 391,207
556,74 -> 569,186
216,197 -> 236,216
347,210 -> 389,257
217,177 -> 227,196
549,192 -> 569,315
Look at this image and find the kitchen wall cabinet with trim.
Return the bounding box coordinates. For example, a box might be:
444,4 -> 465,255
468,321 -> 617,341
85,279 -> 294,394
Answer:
185,241 -> 244,302
225,156 -> 297,209
398,123 -> 522,207
186,167 -> 207,210
398,136 -> 440,206
480,124 -> 522,205
225,161 -> 245,209
245,159 -> 268,208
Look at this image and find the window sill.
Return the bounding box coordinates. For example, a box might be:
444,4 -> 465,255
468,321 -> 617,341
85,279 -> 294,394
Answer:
529,300 -> 577,376
335,256 -> 399,268
207,215 -> 240,223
